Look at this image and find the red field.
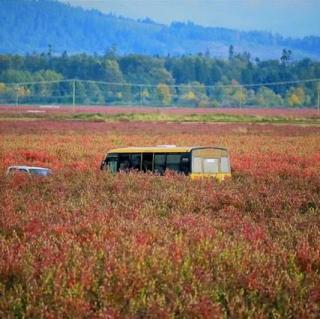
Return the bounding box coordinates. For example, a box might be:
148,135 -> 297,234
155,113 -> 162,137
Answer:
0,114 -> 320,318
0,105 -> 319,118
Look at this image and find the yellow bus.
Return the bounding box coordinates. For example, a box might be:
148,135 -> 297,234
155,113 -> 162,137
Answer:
100,145 -> 231,181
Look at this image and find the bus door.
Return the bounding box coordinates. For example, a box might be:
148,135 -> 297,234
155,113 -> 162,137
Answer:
105,154 -> 118,173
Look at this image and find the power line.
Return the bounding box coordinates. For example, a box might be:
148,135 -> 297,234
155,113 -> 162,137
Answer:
4,79 -> 74,86
2,78 -> 320,109
3,78 -> 320,89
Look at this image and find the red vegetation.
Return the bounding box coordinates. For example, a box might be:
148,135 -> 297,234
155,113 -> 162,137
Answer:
0,105 -> 319,117
0,117 -> 319,317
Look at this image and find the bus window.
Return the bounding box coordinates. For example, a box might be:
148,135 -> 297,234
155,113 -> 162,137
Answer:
130,153 -> 141,170
118,154 -> 130,171
154,154 -> 166,174
220,157 -> 230,173
193,157 -> 202,173
142,153 -> 153,172
181,155 -> 191,175
106,154 -> 118,173
203,158 -> 219,173
166,154 -> 181,172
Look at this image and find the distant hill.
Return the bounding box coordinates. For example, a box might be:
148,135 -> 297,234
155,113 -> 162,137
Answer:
1,0 -> 320,60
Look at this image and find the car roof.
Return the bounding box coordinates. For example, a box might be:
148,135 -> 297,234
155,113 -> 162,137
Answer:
8,166 -> 51,170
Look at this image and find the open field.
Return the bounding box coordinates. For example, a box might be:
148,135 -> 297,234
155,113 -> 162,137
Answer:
0,106 -> 320,125
1,105 -> 320,116
0,111 -> 320,318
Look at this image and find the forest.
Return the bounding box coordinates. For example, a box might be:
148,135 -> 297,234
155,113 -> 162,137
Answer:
1,0 -> 320,59
0,50 -> 320,107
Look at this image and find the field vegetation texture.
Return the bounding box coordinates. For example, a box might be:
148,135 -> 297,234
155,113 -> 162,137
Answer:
0,114 -> 320,318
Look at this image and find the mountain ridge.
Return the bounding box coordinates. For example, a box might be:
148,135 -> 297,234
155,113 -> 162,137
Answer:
1,0 -> 320,60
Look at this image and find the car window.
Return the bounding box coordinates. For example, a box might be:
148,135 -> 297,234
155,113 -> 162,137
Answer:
29,168 -> 51,176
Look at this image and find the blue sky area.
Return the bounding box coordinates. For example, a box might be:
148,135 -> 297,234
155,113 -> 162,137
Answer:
62,0 -> 320,38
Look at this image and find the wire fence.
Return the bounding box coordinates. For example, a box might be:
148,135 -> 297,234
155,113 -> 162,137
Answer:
0,79 -> 319,111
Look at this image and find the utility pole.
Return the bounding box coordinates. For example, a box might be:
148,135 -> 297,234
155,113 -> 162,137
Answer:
317,82 -> 320,115
15,86 -> 19,107
139,85 -> 142,106
72,80 -> 76,112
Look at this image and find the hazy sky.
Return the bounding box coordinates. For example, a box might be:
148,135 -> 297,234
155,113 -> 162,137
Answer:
61,0 -> 320,38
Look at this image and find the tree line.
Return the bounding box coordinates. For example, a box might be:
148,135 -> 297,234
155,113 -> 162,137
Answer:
0,50 -> 320,107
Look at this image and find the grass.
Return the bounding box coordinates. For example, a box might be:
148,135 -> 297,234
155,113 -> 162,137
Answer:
1,111 -> 320,125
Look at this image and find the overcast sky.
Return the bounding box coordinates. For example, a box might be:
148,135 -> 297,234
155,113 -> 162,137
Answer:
61,0 -> 320,38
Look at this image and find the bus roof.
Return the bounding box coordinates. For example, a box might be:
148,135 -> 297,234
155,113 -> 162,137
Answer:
107,146 -> 228,154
